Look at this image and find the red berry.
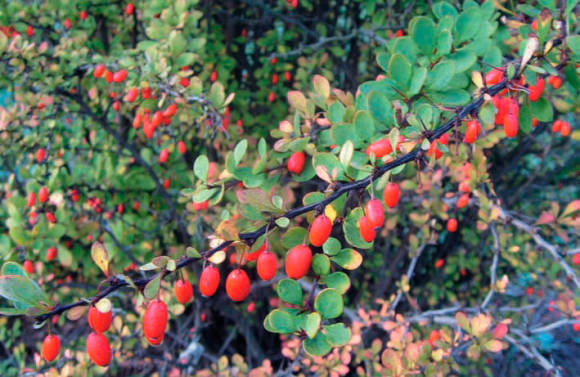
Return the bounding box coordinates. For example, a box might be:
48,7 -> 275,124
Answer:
366,138 -> 393,159
88,303 -> 113,333
573,317 -> 580,332
464,120 -> 480,144
287,151 -> 306,174
192,200 -> 209,210
272,73 -> 279,85
86,332 -> 111,366
177,141 -> 187,154
503,113 -> 519,138
485,68 -> 504,85
41,334 -> 60,362
309,214 -> 332,247
458,181 -> 470,193
125,3 -> 135,16
531,19 -> 538,31
199,265 -> 220,297
284,71 -> 292,82
560,121 -> 571,137
36,148 -> 46,163
26,25 -> 34,37
112,101 -> 120,112
159,149 -> 169,164
27,192 -> 36,207
226,269 -> 251,302
125,87 -> 139,103
64,18 -> 71,30
80,10 -> 88,20
174,279 -> 193,304
285,245 -> 312,279
359,215 -> 376,242
246,301 -> 255,313
246,243 -> 266,262
141,87 -> 152,99
113,69 -> 127,83
549,76 -> 562,89
105,70 -> 113,83
528,77 -> 544,102
93,64 -> 106,78
447,218 -> 458,232
428,330 -> 440,347
365,199 -> 384,228
552,120 -> 562,133
180,77 -> 190,87
210,71 -> 218,82
133,201 -> 140,211
23,260 -> 34,274
531,117 -> 538,127
143,299 -> 168,345
457,193 -> 469,209
46,247 -> 58,262
117,204 -> 124,214
434,259 -> 445,269
268,91 -> 275,102
270,57 -> 277,65
162,104 -> 177,118
383,183 -> 400,208
257,250 -> 278,281
163,178 -> 171,189
46,212 -> 56,224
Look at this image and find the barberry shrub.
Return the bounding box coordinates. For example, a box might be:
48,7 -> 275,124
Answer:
0,0 -> 578,376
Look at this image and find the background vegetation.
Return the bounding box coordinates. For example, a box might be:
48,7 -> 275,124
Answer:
0,0 -> 578,376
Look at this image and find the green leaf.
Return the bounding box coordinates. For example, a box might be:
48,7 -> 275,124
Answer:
144,274 -> 161,300
322,272 -> 351,294
430,90 -> 470,106
303,332 -> 331,356
313,152 -> 344,181
324,323 -> 351,347
566,35 -> 580,57
297,312 -> 321,338
314,288 -> 343,319
519,103 -> 533,134
208,82 -> 225,107
169,31 -> 187,55
192,188 -> 217,203
328,101 -> 346,124
408,67 -> 427,96
353,111 -> 375,141
275,217 -> 290,228
388,54 -> 412,90
9,226 -> 30,246
1,262 -> 27,277
410,16 -> 436,54
176,52 -> 195,68
529,98 -> 553,122
426,60 -> 455,91
233,139 -> 248,165
0,307 -> 28,316
331,249 -> 363,270
449,50 -> 477,73
276,278 -> 303,305
264,309 -> 296,334
342,207 -> 373,249
312,254 -> 331,276
368,91 -> 391,124
0,275 -> 50,308
322,237 -> 342,256
282,227 -> 307,249
194,155 -> 209,182
455,8 -> 481,44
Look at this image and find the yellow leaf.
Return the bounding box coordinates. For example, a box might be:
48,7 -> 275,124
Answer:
95,298 -> 112,313
325,205 -> 337,223
91,242 -> 110,276
208,250 -> 226,265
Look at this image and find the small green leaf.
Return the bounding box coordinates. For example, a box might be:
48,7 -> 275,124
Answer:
388,54 -> 412,89
331,249 -> 363,270
323,323 -> 351,346
264,309 -> 296,334
322,272 -> 351,294
233,139 -> 248,165
186,247 -> 201,258
144,274 -> 161,300
282,227 -> 307,249
297,312 -> 321,338
303,332 -> 331,356
322,237 -> 342,256
276,278 -> 303,305
314,288 -> 343,319
194,155 -> 209,182
0,275 -> 50,308
275,217 -> 290,228
312,254 -> 331,276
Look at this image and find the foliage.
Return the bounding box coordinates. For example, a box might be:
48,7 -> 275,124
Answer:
0,0 -> 579,376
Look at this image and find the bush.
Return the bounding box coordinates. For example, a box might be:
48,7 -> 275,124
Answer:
0,0 -> 578,376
